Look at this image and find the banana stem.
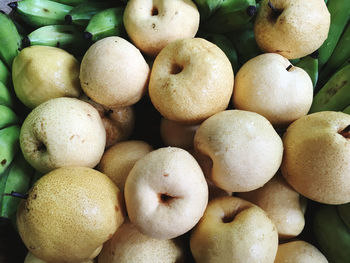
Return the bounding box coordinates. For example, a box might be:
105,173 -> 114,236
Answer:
83,31 -> 93,40
22,36 -> 31,48
286,64 -> 293,71
246,6 -> 257,17
7,2 -> 18,9
310,50 -> 319,59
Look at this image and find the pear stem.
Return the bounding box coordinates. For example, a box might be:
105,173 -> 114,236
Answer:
268,1 -> 278,13
286,65 -> 293,71
3,191 -> 28,199
268,1 -> 282,18
340,125 -> 350,138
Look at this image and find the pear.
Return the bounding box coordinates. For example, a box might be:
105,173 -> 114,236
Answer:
238,172 -> 306,239
80,95 -> 135,148
254,0 -> 330,59
12,46 -> 81,109
149,38 -> 234,124
24,252 -> 94,263
190,196 -> 278,263
233,53 -> 313,127
123,0 -> 200,57
124,147 -> 208,240
17,167 -> 125,263
80,36 -> 150,108
274,240 -> 328,263
98,219 -> 187,263
20,97 -> 106,173
194,110 -> 283,193
282,111 -> 350,204
97,140 -> 153,192
160,117 -> 200,149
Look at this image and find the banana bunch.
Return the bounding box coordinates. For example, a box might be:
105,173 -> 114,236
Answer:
0,12 -> 35,226
7,0 -> 127,56
0,13 -> 21,174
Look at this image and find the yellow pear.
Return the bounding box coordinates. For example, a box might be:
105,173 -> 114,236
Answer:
17,167 -> 125,263
12,46 -> 81,109
190,196 -> 278,263
282,111 -> 350,204
274,240 -> 328,263
254,0 -> 330,59
98,219 -> 187,263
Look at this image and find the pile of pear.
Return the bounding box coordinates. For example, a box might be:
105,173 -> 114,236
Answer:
11,0 -> 349,262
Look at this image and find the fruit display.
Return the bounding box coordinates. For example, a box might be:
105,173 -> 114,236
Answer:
1,0 -> 350,262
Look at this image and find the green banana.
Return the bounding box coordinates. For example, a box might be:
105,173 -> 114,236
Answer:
0,81 -> 14,109
295,52 -> 319,89
309,64 -> 350,113
0,59 -> 11,88
226,22 -> 261,65
30,170 -> 44,187
318,0 -> 350,69
51,0 -> 90,6
84,7 -> 125,42
0,153 -> 34,223
202,0 -> 257,33
22,25 -> 88,52
202,33 -> 238,73
193,0 -> 224,22
0,125 -> 21,175
289,58 -> 300,65
319,23 -> 350,85
343,105 -> 350,114
313,205 -> 350,263
0,12 -> 21,68
8,0 -> 74,27
338,203 -> 350,230
0,105 -> 20,129
65,2 -> 114,26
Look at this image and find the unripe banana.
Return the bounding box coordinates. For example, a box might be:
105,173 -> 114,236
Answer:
0,105 -> 20,129
343,105 -> 350,114
0,153 -> 34,223
318,0 -> 350,69
23,25 -> 89,53
309,64 -> 350,113
0,12 -> 22,68
202,0 -> 257,33
65,2 -> 114,26
226,22 -> 261,65
0,125 -> 21,174
0,60 -> 11,90
51,0 -> 91,6
84,7 -> 125,42
193,0 -> 224,22
319,23 -> 350,85
295,52 -> 319,89
0,81 -> 14,109
313,205 -> 350,263
8,0 -> 74,27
